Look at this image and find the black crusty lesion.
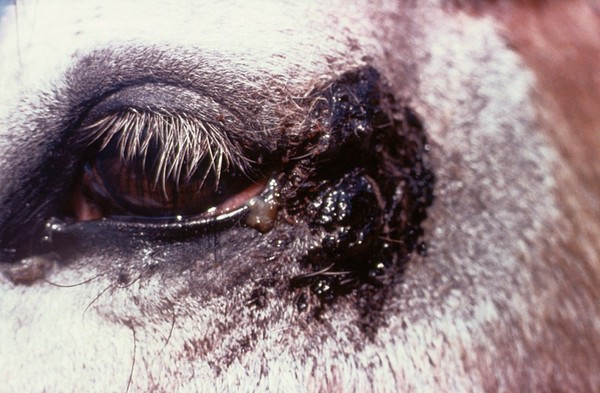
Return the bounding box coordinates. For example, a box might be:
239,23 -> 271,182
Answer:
251,66 -> 435,328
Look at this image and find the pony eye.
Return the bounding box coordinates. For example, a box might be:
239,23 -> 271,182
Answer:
70,109 -> 266,222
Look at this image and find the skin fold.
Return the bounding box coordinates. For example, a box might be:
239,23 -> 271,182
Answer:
0,0 -> 598,391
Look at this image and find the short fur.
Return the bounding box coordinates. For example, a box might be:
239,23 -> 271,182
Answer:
0,0 -> 598,392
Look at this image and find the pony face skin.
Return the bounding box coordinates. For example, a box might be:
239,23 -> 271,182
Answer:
0,1 -> 598,391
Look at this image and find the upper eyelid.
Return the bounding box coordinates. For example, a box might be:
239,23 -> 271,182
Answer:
66,46 -> 282,128
77,83 -> 250,157
62,46 -> 314,153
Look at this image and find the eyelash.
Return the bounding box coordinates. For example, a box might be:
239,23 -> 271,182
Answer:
71,108 -> 268,220
82,108 -> 252,193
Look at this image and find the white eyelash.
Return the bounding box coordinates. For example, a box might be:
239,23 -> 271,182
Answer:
81,108 -> 252,198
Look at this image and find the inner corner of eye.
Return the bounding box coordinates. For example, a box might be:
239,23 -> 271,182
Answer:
67,110 -> 268,223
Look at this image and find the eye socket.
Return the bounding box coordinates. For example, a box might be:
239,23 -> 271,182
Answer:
70,109 -> 267,222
